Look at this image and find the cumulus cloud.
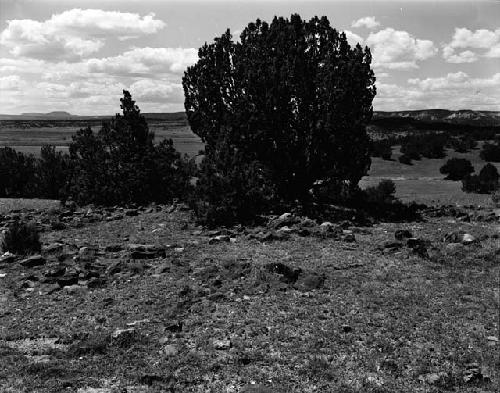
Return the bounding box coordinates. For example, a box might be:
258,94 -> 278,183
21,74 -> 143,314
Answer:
0,75 -> 25,90
408,71 -> 500,90
366,28 -> 437,70
352,16 -> 381,29
374,72 -> 500,111
442,27 -> 500,63
344,30 -> 364,47
0,9 -> 166,61
129,79 -> 184,103
87,47 -> 198,76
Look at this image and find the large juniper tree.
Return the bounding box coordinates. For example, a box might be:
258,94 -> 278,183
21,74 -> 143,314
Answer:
183,14 -> 376,211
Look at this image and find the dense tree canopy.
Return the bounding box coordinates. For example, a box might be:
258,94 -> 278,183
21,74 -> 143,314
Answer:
183,14 -> 376,207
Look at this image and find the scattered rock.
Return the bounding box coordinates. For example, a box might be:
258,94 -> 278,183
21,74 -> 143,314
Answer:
124,209 -> 139,216
104,244 -> 123,252
463,363 -> 490,384
268,213 -> 300,229
461,233 -> 476,245
57,273 -> 79,288
240,384 -> 274,393
208,235 -> 230,245
395,229 -> 413,241
0,252 -> 16,264
264,262 -> 302,284
379,241 -> 403,251
161,344 -> 179,357
213,338 -> 231,350
128,244 -> 165,259
294,273 -> 325,291
43,243 -> 64,255
419,372 -> 449,385
111,328 -> 138,347
19,255 -> 46,268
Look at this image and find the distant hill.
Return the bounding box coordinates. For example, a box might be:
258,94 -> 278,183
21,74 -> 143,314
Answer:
1,109 -> 499,127
373,109 -> 500,126
0,111 -> 187,121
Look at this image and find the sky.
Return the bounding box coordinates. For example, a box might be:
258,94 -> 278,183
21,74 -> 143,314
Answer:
0,0 -> 499,115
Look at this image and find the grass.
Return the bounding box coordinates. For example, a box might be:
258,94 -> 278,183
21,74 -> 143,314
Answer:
360,144 -> 500,206
0,119 -> 203,157
0,207 -> 498,392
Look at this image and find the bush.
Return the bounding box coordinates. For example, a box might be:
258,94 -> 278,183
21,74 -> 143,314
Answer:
36,145 -> 71,199
371,140 -> 392,160
480,142 -> 500,162
363,179 -> 396,204
192,142 -> 275,226
439,158 -> 474,180
183,14 -> 375,223
462,163 -> 499,193
0,147 -> 37,197
492,190 -> 500,207
398,154 -> 413,165
1,221 -> 41,255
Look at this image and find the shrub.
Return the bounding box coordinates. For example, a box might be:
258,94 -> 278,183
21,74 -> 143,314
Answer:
192,142 -> 275,226
462,163 -> 499,193
0,147 -> 37,198
480,142 -> 500,162
371,140 -> 392,160
183,14 -> 375,222
440,158 -> 474,180
398,154 -> 413,165
363,179 -> 396,204
35,145 -> 71,199
479,163 -> 499,191
1,221 -> 41,255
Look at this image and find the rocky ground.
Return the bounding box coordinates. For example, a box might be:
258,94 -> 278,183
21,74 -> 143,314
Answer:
0,202 -> 499,392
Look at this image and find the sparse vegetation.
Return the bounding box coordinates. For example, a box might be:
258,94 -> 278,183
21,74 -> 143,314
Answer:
1,220 -> 41,255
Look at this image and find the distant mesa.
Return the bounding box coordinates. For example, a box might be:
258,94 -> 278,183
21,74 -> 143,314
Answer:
21,111 -> 73,118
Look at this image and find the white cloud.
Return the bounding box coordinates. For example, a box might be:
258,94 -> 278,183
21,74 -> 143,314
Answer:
0,9 -> 166,61
374,72 -> 500,111
344,30 -> 364,46
442,27 -> 500,63
408,72 -> 500,90
129,79 -> 184,103
87,47 -> 198,76
366,28 -> 437,70
0,75 -> 25,90
351,16 -> 381,29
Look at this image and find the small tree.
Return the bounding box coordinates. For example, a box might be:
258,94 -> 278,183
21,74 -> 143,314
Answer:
462,163 -> 499,193
440,158 -> 474,180
68,91 -> 192,205
183,14 -> 376,219
480,142 -> 500,162
479,163 -> 499,192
